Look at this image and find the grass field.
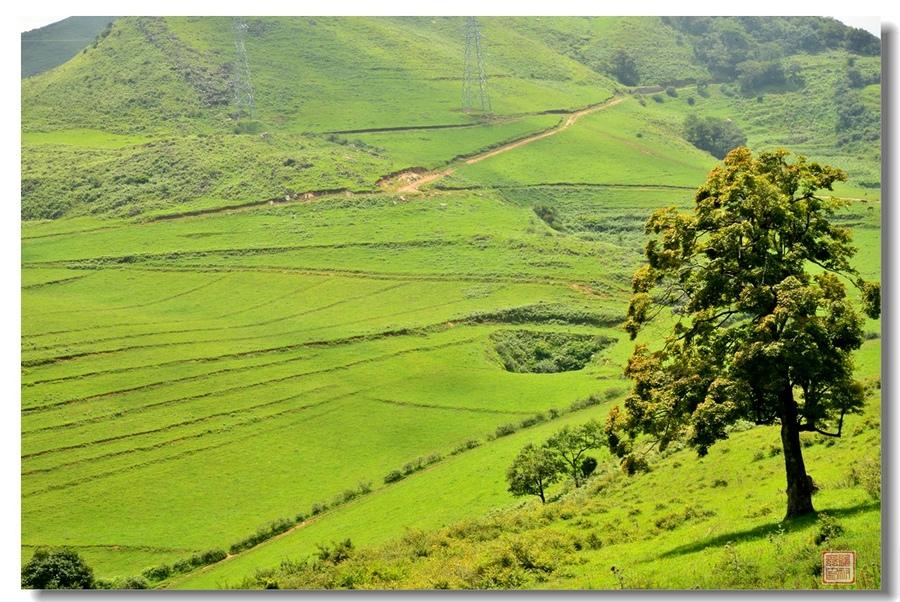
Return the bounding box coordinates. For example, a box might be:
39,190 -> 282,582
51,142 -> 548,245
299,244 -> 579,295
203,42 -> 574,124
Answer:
21,16 -> 881,590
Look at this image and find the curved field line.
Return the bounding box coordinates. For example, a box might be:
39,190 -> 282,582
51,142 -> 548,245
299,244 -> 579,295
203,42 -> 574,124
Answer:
31,273 -> 231,317
23,385 -> 334,475
23,336 -> 480,443
24,262 -> 590,287
24,390 -> 361,497
22,281 -> 412,364
21,543 -> 199,553
22,274 -> 90,290
22,323 -> 445,395
22,276 -> 336,341
368,396 -> 534,416
24,281 -> 409,356
24,293 -> 473,406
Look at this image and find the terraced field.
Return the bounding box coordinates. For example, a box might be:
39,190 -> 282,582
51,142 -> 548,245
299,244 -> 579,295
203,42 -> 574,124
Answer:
21,16 -> 880,589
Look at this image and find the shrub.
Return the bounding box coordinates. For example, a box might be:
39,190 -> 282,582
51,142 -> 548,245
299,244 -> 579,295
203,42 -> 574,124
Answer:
384,470 -> 404,484
580,456 -> 598,479
533,203 -> 560,229
451,439 -> 481,455
494,423 -> 518,438
665,86 -> 678,97
519,413 -> 546,429
850,457 -> 881,500
815,513 -> 844,545
229,519 -> 294,554
22,548 -> 95,589
316,539 -> 354,564
686,96 -> 695,105
651,94 -> 664,103
141,564 -> 172,582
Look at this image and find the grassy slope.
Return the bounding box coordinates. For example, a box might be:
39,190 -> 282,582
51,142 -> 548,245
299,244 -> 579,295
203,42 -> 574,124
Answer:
22,187 -> 637,580
183,199 -> 881,591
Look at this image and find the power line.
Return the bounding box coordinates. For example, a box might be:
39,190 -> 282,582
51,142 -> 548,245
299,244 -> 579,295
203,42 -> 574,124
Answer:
232,17 -> 255,119
462,17 -> 491,114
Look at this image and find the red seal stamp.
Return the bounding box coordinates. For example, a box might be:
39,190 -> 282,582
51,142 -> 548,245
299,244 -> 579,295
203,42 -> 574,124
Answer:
822,551 -> 855,584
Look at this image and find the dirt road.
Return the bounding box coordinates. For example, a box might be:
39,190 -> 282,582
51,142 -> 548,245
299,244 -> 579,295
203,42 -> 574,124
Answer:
391,95 -> 625,194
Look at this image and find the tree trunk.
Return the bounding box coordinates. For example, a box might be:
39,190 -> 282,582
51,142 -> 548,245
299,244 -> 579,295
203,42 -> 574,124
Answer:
780,387 -> 815,519
538,481 -> 545,504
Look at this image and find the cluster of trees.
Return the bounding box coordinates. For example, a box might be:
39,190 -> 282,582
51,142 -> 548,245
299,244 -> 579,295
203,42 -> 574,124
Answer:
610,49 -> 639,86
506,420 -> 604,503
683,114 -> 747,159
835,60 -> 880,148
663,17 -> 879,81
735,59 -> 803,94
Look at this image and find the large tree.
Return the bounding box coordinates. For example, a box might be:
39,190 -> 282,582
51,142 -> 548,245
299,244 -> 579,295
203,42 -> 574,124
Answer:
606,147 -> 880,519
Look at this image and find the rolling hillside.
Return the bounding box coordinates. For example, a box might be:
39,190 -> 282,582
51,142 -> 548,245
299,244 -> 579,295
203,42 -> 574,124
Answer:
20,16 -> 881,590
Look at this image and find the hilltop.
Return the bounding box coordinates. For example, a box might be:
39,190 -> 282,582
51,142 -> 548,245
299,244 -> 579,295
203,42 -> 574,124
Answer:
21,16 -> 879,219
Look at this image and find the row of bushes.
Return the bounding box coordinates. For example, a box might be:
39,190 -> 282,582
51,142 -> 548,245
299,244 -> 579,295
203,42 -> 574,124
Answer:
384,453 -> 443,484
464,303 -> 623,328
142,548 -> 227,582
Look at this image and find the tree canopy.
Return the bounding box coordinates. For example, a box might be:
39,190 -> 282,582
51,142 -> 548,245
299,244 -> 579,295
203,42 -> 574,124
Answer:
21,548 -> 95,589
506,443 -> 565,503
607,147 -> 880,519
683,114 -> 747,160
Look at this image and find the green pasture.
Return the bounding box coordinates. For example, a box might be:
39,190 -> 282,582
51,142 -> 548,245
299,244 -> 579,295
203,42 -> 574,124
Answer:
21,15 -> 880,590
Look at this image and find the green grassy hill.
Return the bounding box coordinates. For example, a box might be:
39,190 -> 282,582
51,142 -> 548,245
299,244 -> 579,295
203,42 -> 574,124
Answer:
21,17 -> 117,78
20,16 -> 881,590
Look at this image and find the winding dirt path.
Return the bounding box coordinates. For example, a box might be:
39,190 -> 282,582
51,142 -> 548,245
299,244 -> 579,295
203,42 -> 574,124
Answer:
390,95 -> 624,194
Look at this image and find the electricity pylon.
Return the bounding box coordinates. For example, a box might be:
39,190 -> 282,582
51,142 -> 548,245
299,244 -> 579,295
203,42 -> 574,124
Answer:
462,17 -> 491,113
232,17 -> 255,119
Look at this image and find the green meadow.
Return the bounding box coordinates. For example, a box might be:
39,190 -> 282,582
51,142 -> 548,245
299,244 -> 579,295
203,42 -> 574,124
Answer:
21,16 -> 880,589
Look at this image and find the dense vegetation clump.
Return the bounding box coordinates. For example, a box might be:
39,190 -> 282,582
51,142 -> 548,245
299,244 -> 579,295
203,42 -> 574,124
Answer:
21,548 -> 95,589
490,330 -> 613,373
683,114 -> 747,159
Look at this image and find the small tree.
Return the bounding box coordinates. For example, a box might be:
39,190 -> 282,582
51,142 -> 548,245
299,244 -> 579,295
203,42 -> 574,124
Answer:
608,148 -> 880,520
21,548 -> 94,589
544,421 -> 604,487
506,443 -> 564,503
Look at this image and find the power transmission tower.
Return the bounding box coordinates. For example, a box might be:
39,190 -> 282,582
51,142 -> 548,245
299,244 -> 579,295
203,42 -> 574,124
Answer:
462,17 -> 491,113
232,17 -> 255,119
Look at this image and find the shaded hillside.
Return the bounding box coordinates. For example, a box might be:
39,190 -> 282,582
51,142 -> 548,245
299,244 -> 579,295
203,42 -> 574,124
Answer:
22,17 -> 117,78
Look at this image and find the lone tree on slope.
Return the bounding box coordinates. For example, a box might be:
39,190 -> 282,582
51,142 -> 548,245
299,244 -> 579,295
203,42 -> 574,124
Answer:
506,443 -> 565,504
605,147 -> 880,519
